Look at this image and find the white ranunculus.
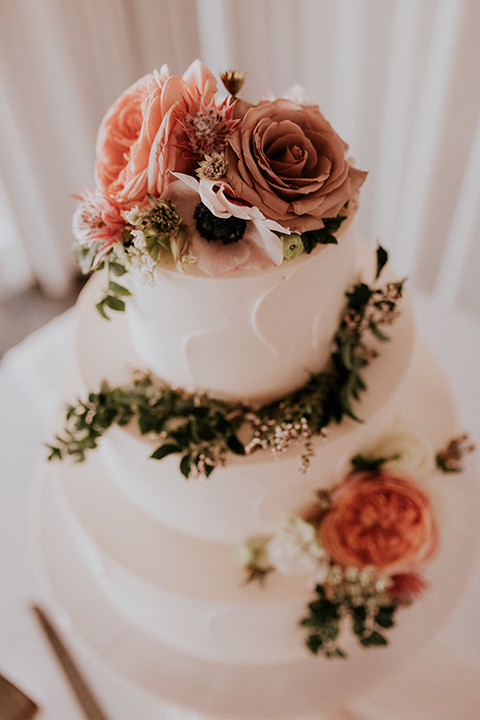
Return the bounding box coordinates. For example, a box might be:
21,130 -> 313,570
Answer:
266,518 -> 324,576
367,423 -> 435,480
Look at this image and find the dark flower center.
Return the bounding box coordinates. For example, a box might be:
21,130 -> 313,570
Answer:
149,201 -> 181,235
193,202 -> 247,245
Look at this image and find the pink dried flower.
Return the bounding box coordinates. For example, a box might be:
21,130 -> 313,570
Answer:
177,96 -> 241,158
389,572 -> 429,605
72,187 -> 125,254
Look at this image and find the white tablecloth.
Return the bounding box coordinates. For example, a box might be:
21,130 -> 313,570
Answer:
1,293 -> 479,719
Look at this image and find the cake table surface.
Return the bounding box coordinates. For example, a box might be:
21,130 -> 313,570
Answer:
1,291 -> 479,720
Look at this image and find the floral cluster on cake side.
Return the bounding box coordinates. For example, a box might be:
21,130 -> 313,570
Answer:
72,60 -> 367,307
237,427 -> 474,657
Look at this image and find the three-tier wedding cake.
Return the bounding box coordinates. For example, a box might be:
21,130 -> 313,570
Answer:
37,61 -> 475,718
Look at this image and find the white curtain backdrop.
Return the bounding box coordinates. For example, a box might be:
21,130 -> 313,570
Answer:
1,0 -> 479,316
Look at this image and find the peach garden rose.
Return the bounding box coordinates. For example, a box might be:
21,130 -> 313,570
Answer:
95,60 -> 219,208
224,99 -> 368,233
318,471 -> 439,575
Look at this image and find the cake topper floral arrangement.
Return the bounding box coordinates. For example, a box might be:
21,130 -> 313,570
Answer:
72,60 -> 367,315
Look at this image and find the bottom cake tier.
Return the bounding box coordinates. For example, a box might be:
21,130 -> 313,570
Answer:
31,340 -> 479,719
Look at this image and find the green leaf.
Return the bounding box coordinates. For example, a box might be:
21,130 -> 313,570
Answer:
108,280 -> 131,297
227,435 -> 245,455
361,631 -> 388,647
327,647 -> 347,659
180,453 -> 192,478
340,340 -> 355,370
95,299 -> 110,320
351,453 -> 384,472
305,634 -> 323,654
204,462 -> 216,478
352,605 -> 367,622
369,322 -> 390,342
109,262 -> 127,276
46,445 -> 62,461
376,245 -> 388,279
300,215 -> 346,253
104,294 -> 126,312
375,606 -> 395,629
151,443 -> 181,461
346,282 -> 372,310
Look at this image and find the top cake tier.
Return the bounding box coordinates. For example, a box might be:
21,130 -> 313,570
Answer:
123,215 -> 358,405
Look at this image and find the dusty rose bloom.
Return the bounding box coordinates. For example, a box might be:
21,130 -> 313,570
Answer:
95,61 -> 218,208
225,99 -> 367,233
318,472 -> 438,575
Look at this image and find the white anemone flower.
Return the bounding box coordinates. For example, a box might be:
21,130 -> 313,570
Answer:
162,173 -> 288,275
266,517 -> 325,576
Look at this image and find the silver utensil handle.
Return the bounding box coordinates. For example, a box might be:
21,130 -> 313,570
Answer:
32,605 -> 110,720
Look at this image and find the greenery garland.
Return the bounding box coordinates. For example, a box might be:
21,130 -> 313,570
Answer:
48,247 -> 404,478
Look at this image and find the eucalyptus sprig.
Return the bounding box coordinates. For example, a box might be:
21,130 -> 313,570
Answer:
49,248 -> 403,477
47,380 -> 134,462
48,375 -> 245,478
95,259 -> 131,319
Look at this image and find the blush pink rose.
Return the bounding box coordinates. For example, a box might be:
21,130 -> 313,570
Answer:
318,472 -> 438,575
225,99 -> 367,233
95,61 -> 218,208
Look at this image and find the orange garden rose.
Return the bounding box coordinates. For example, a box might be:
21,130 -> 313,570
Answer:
225,99 -> 367,233
319,472 -> 439,574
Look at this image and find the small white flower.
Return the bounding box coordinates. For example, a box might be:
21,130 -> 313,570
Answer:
124,205 -> 143,226
131,229 -> 148,251
374,575 -> 393,593
312,560 -> 330,585
326,564 -> 344,586
366,423 -> 435,480
358,566 -> 375,586
285,83 -> 315,106
344,566 -> 360,583
111,244 -> 156,285
266,518 -> 324,576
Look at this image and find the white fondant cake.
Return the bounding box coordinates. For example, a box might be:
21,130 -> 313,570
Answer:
123,214 -> 358,406
36,61 -> 477,718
